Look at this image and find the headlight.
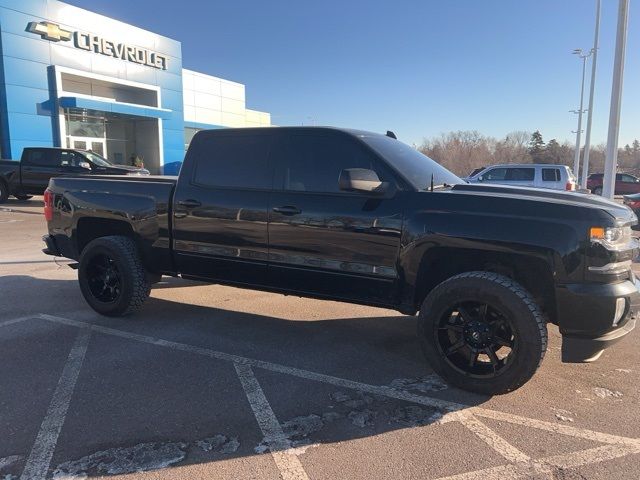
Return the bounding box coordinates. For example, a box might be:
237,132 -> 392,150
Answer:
590,226 -> 633,250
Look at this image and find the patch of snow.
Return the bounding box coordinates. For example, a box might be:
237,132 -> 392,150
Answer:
0,456 -> 21,470
330,391 -> 351,403
52,442 -> 187,478
281,414 -> 324,439
195,434 -> 239,454
348,409 -> 377,428
593,387 -> 623,399
322,412 -> 343,423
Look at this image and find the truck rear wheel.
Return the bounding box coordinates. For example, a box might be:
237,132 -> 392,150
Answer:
78,235 -> 150,316
417,271 -> 547,395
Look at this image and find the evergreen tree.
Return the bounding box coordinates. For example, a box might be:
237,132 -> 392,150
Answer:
528,130 -> 546,162
546,139 -> 561,164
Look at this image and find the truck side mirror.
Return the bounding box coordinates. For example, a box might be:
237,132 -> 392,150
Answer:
339,168 -> 389,194
79,161 -> 92,170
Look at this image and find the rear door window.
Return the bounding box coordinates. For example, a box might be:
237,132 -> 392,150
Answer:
506,168 -> 535,181
191,133 -> 274,190
24,149 -> 59,167
542,168 -> 561,182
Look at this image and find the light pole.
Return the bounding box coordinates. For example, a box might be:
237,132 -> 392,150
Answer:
581,0 -> 601,189
603,0 -> 630,199
571,48 -> 592,184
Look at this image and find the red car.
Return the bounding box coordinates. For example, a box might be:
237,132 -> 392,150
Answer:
587,173 -> 640,195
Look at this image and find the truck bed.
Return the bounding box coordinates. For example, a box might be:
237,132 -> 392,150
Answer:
46,175 -> 177,274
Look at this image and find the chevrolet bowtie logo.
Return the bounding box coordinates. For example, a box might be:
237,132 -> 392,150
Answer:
27,21 -> 73,42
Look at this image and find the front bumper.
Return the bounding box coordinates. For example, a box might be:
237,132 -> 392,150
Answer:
558,278 -> 639,362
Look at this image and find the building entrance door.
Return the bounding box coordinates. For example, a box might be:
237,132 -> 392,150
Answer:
68,136 -> 107,158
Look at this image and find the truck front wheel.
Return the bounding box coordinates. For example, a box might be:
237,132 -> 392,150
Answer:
78,235 -> 150,316
418,271 -> 547,395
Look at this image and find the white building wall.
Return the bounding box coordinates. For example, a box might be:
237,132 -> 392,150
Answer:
182,69 -> 270,128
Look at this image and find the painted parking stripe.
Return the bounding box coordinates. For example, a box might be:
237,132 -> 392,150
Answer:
457,414 -> 530,464
37,314 -> 640,449
0,316 -> 35,328
235,363 -> 311,480
38,314 -> 467,413
20,329 -> 91,480
472,407 -> 640,447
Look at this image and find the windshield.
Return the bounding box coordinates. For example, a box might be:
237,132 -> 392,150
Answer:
83,151 -> 112,167
359,134 -> 462,190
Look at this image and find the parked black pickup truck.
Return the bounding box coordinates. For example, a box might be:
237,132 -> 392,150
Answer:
0,147 -> 149,203
42,127 -> 639,394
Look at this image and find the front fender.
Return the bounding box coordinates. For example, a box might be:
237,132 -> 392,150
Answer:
398,210 -> 575,310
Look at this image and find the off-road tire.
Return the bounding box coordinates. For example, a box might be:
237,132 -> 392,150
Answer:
417,271 -> 547,395
0,180 -> 8,203
78,235 -> 150,316
593,187 -> 603,196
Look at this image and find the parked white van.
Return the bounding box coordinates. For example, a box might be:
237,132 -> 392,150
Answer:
466,164 -> 577,191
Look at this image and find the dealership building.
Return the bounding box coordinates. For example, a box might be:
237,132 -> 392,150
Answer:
0,0 -> 271,174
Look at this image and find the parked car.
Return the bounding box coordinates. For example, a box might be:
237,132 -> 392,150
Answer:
587,173 -> 640,196
623,193 -> 640,228
42,127 -> 639,395
466,164 -> 576,191
0,147 -> 149,203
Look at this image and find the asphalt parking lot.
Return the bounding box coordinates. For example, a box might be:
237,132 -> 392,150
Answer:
1,197 -> 639,480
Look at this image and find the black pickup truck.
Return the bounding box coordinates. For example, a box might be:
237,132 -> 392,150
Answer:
0,147 -> 149,203
42,127 -> 639,394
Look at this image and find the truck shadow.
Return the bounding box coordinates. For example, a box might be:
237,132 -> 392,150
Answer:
0,275 -> 490,478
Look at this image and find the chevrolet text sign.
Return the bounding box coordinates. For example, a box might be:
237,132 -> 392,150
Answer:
27,21 -> 169,70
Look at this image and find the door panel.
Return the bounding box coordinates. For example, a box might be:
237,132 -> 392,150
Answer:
268,191 -> 403,303
173,184 -> 270,284
267,131 -> 403,305
172,130 -> 274,285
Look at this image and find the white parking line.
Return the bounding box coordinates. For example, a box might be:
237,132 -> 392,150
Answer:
20,329 -> 91,480
457,414 -> 530,464
235,363 -> 311,480
34,313 -> 640,479
0,316 -> 35,328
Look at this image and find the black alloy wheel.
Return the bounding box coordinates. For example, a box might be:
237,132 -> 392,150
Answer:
418,271 -> 547,395
78,235 -> 150,316
436,301 -> 516,378
86,253 -> 122,303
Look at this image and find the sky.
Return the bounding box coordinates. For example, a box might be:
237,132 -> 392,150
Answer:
66,0 -> 639,148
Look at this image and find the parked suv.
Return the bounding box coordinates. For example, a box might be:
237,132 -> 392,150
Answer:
587,173 -> 640,196
466,164 -> 576,191
42,127 -> 639,395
